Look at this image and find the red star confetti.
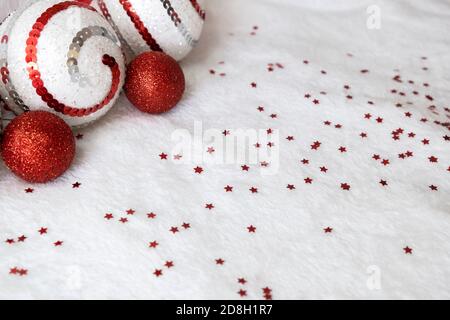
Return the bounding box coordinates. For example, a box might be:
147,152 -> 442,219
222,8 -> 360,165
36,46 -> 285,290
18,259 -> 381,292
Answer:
153,269 -> 163,277
182,223 -> 191,229
249,187 -> 258,194
194,166 -> 204,174
149,241 -> 159,248
403,246 -> 413,254
311,141 -> 321,150
159,153 -> 168,160
119,217 -> 129,224
428,156 -> 438,163
238,289 -> 247,297
341,183 -> 351,191
304,177 -> 313,184
10,267 -> 28,276
104,213 -> 114,220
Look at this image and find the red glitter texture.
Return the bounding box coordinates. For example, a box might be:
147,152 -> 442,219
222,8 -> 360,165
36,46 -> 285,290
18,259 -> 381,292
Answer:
1,111 -> 76,183
125,52 -> 185,114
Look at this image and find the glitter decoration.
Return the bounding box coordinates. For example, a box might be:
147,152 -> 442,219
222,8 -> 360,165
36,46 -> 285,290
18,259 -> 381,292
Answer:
96,0 -> 206,61
1,111 -> 76,183
1,0 -> 126,127
124,52 -> 185,114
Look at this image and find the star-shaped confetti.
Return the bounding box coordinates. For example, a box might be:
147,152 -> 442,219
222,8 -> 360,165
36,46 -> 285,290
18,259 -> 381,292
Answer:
72,182 -> 81,188
403,246 -> 413,254
341,183 -> 351,191
194,166 -> 204,174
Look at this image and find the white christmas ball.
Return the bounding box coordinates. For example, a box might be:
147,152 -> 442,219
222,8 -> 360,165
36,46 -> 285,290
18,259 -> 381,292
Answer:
94,0 -> 206,61
0,0 -> 126,127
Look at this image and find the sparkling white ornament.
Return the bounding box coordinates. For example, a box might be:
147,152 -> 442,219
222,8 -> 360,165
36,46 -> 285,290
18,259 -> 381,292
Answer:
93,0 -> 206,61
0,0 -> 126,127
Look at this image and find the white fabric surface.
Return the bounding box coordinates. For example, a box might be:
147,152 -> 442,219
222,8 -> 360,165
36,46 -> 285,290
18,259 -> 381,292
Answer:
1,0 -> 449,300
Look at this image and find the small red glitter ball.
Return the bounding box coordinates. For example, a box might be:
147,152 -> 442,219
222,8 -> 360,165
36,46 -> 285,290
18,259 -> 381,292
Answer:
1,111 -> 76,183
125,51 -> 185,114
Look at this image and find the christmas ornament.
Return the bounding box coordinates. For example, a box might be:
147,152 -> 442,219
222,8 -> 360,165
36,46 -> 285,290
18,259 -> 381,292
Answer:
1,111 -> 76,183
94,0 -> 206,61
125,51 -> 185,114
0,0 -> 126,127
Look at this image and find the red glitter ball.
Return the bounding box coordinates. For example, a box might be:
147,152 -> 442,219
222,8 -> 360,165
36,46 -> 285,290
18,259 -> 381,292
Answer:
125,52 -> 185,114
1,111 -> 76,183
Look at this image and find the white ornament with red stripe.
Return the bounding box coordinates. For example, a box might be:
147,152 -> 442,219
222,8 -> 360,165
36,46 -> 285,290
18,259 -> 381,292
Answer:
0,0 -> 126,127
93,0 -> 206,61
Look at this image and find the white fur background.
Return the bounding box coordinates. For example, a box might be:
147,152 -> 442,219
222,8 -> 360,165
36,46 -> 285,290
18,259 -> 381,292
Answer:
0,0 -> 449,299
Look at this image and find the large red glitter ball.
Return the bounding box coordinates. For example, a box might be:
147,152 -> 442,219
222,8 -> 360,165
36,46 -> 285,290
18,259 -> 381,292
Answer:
125,51 -> 185,114
1,111 -> 76,183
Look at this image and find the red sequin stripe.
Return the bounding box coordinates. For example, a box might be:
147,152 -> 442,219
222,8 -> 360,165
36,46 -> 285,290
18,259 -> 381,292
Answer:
118,0 -> 163,52
189,0 -> 206,20
1,35 -> 8,85
97,0 -> 134,54
25,1 -> 121,117
0,66 -> 8,84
